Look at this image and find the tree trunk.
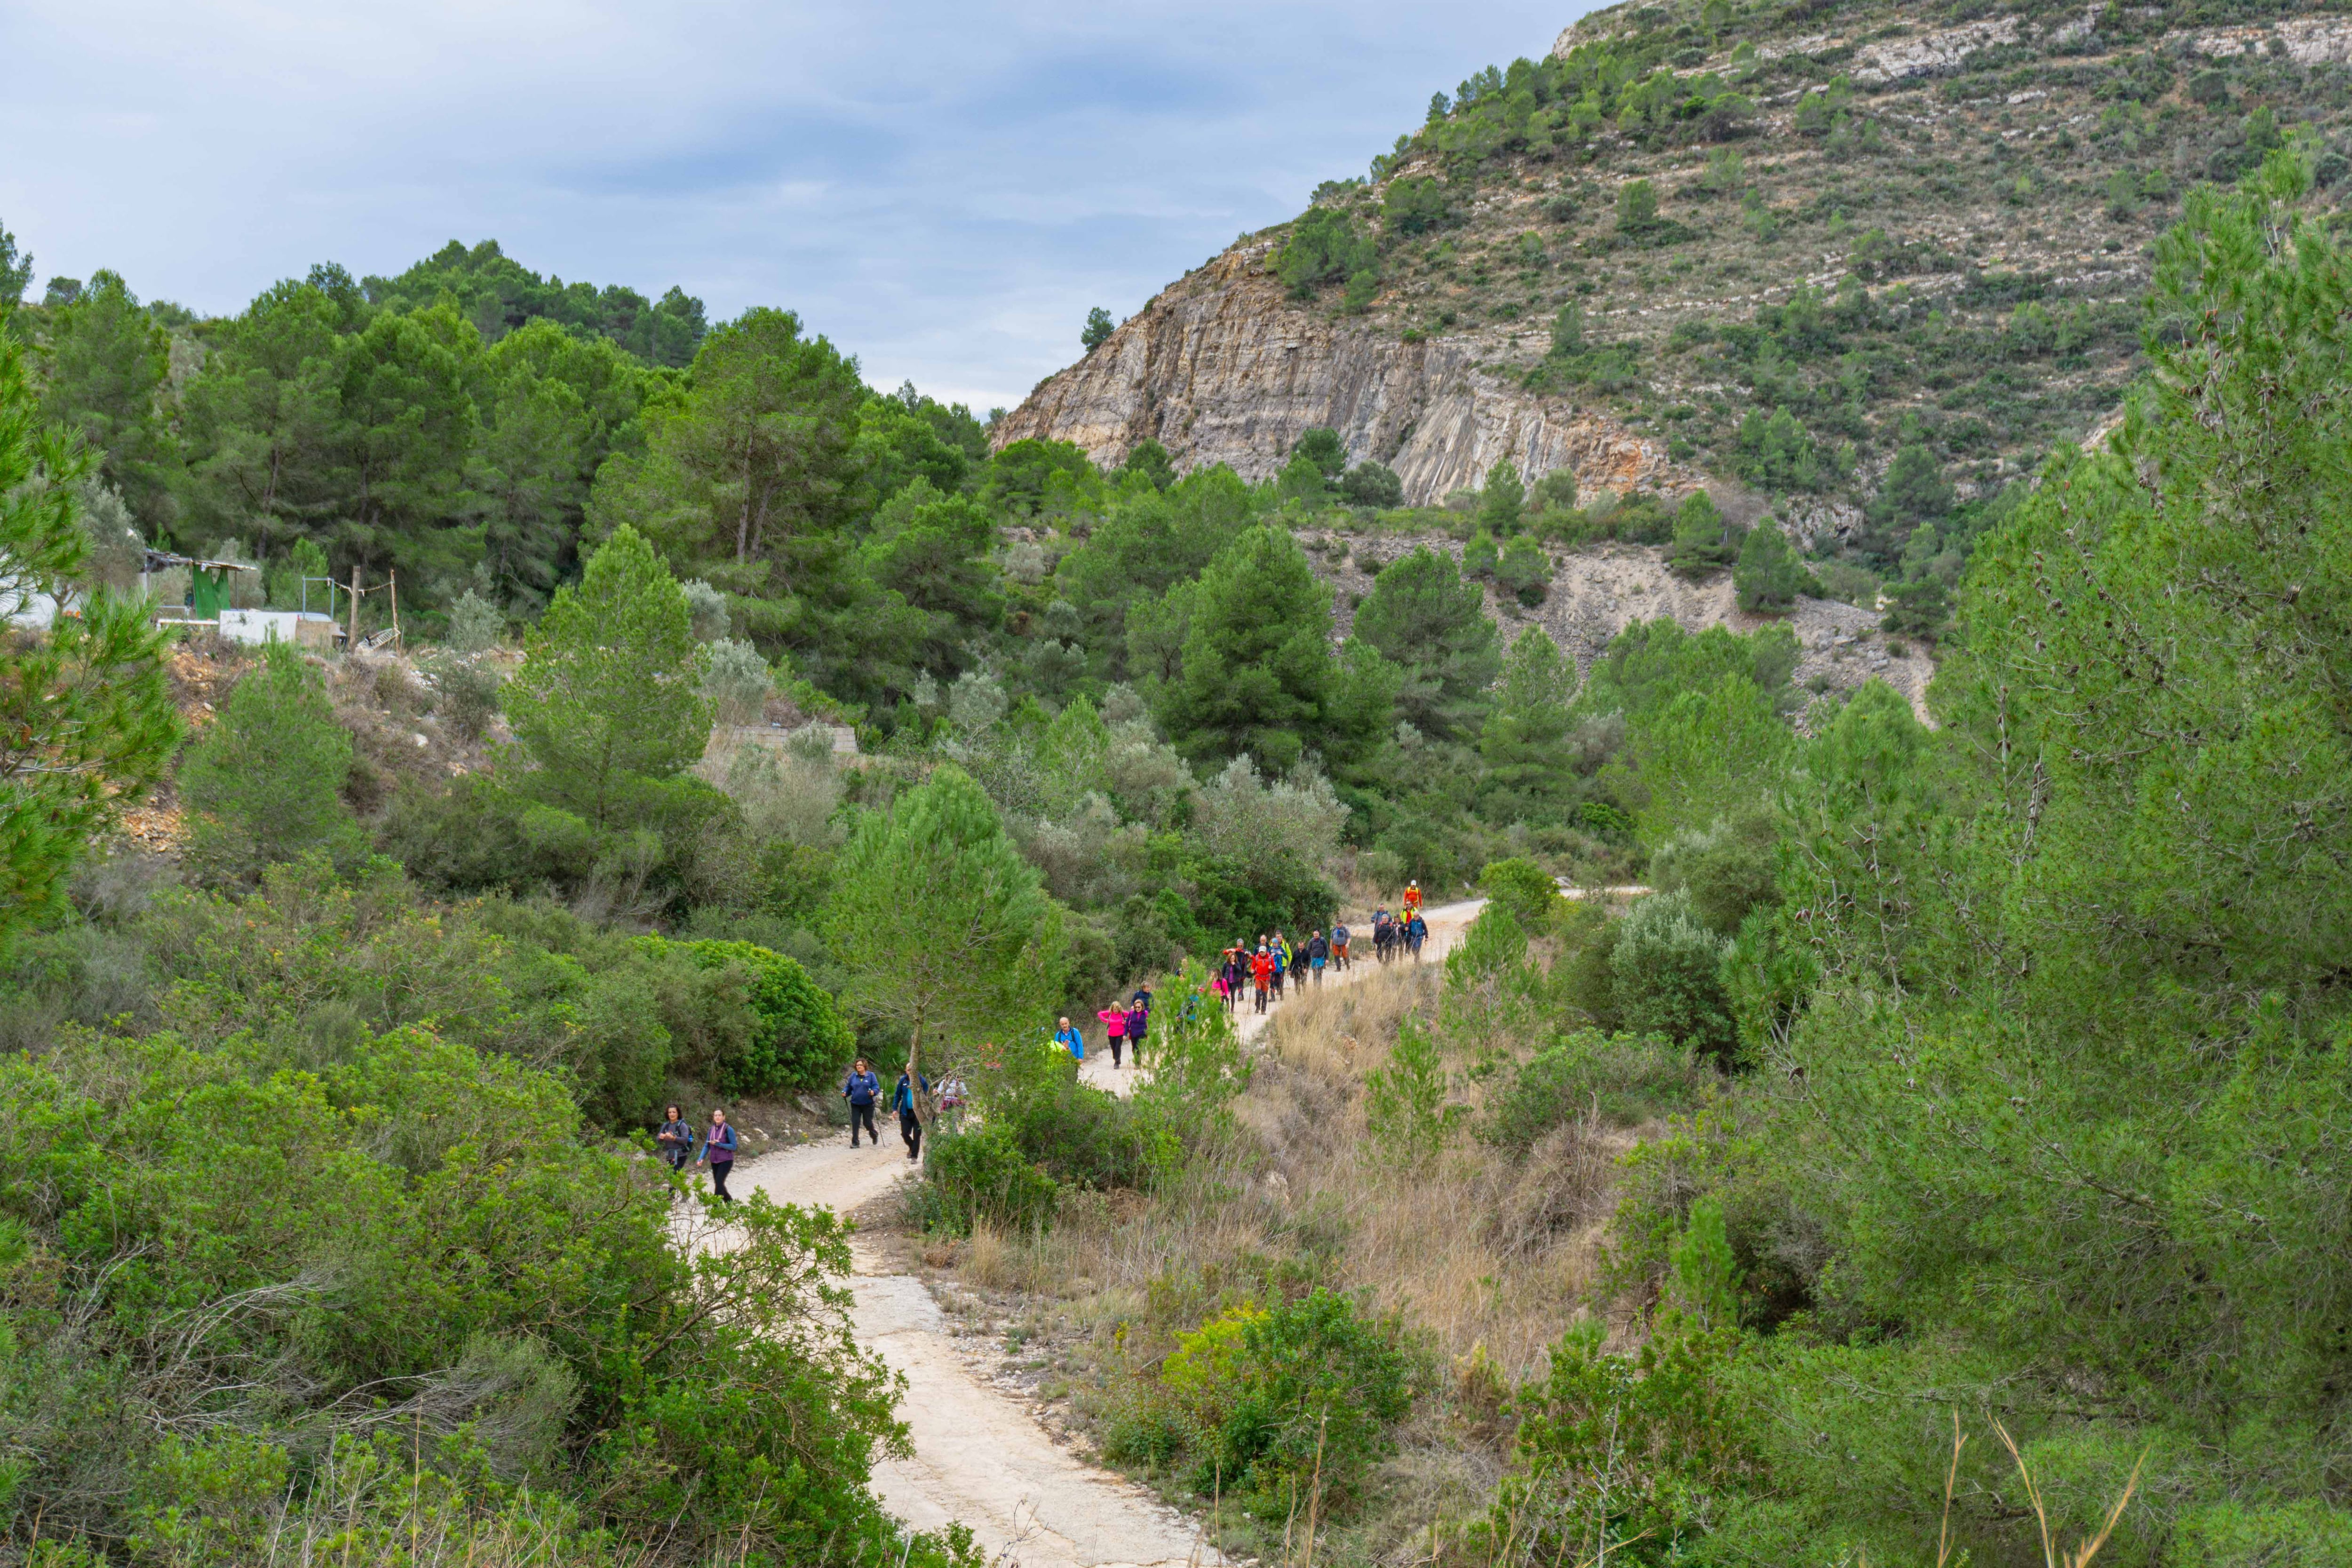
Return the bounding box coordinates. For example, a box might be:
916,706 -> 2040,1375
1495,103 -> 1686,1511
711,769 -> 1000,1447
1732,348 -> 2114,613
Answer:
905,1007 -> 937,1126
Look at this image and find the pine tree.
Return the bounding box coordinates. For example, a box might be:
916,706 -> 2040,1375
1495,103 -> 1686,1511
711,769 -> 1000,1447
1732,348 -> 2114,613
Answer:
1351,546 -> 1500,742
1155,525 -> 1336,770
0,335 -> 179,933
1478,457 -> 1525,535
1479,626 -> 1578,822
504,524 -> 711,828
1733,517 -> 1804,612
824,765 -> 1065,1115
180,640 -> 359,884
1667,490 -> 1740,576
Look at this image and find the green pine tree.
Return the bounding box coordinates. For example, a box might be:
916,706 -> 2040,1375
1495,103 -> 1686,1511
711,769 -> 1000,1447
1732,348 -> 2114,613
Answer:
504,523 -> 712,828
1155,525 -> 1337,770
1479,626 -> 1578,821
180,639 -> 360,884
1478,457 -> 1525,535
824,765 -> 1065,1114
1351,546 -> 1501,741
1733,517 -> 1804,612
0,335 -> 179,934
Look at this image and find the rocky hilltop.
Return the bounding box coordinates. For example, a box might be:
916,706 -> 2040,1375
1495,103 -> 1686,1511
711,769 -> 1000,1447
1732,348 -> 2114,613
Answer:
1001,0 -> 2352,535
995,244 -> 1679,506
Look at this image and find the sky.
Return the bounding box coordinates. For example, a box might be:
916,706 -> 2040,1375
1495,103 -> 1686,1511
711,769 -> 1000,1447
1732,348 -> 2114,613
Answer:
0,0 -> 1588,412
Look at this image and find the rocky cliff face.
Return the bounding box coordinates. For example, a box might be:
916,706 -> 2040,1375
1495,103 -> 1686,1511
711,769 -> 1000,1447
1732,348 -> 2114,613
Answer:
993,244 -> 1681,506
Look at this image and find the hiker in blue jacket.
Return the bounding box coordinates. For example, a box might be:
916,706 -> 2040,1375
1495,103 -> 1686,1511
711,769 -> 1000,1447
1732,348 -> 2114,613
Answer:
1055,1016 -> 1086,1061
842,1059 -> 882,1148
892,1067 -> 931,1162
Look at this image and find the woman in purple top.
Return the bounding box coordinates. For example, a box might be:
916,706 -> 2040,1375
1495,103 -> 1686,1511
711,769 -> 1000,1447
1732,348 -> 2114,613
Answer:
699,1108 -> 738,1202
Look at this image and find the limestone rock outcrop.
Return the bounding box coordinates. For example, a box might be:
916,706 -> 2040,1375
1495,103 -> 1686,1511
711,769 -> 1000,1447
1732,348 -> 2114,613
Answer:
992,245 -> 1676,506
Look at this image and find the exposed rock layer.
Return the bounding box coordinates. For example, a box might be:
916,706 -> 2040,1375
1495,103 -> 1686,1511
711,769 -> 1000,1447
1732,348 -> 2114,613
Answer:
993,247 -> 1677,506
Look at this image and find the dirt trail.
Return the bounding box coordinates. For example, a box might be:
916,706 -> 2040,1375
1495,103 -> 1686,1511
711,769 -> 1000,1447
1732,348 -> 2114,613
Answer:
732,1143 -> 1217,1567
722,900 -> 1494,1561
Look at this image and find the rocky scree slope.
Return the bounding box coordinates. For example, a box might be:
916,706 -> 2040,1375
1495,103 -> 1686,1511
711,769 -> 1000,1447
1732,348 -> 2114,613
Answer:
1001,0 -> 2352,542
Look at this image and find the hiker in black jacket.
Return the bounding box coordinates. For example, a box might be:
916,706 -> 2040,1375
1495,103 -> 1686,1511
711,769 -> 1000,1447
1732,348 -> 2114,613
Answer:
892,1067 -> 931,1162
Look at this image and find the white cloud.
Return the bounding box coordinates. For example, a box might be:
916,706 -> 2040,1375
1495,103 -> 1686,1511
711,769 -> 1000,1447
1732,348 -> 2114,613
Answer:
1,0 -> 1587,410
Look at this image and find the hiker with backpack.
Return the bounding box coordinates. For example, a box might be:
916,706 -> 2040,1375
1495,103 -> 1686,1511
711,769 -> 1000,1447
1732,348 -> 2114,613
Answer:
1331,921 -> 1352,971
1305,929 -> 1329,986
1123,993 -> 1149,1067
1251,944 -> 1275,1014
842,1059 -> 882,1148
892,1067 -> 930,1162
656,1104 -> 694,1173
1055,1016 -> 1086,1061
1406,909 -> 1430,961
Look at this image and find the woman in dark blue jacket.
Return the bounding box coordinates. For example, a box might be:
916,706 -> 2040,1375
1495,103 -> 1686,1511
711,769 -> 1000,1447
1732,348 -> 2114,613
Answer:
842,1059 -> 882,1148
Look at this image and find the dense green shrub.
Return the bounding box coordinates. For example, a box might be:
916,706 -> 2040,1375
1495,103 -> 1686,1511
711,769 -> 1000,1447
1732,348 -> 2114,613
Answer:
0,1014 -> 935,1561
1610,891 -> 1736,1065
1646,812 -> 1780,938
1497,533 -> 1551,604
1183,850 -> 1335,947
1158,1289 -> 1421,1518
919,1122 -> 1060,1234
1277,209 -> 1377,298
1490,1319 -> 1755,1566
1363,1015 -> 1459,1166
1382,176 -> 1454,234
1340,460 -> 1404,508
1483,1029 -> 1699,1149
1478,856 -> 1563,931
678,937 -> 853,1094
1444,901 -> 1528,989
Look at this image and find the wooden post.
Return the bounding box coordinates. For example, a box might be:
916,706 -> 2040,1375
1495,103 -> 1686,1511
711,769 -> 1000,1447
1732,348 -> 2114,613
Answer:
349,566 -> 362,651
389,570 -> 401,650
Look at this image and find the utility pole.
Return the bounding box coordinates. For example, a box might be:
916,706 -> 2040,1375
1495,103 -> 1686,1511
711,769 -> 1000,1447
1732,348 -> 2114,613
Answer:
349,565 -> 363,651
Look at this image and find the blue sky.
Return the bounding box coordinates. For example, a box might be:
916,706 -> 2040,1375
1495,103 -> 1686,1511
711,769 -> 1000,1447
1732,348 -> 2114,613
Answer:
1,1 -> 1586,411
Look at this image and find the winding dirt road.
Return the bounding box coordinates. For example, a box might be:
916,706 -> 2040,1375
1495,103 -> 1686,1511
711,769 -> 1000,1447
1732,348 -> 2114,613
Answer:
726,900 -> 1487,1563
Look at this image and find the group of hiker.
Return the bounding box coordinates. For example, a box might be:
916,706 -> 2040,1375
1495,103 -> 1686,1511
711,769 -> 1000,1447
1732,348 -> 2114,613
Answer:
1055,983 -> 1154,1067
656,1052 -> 945,1202
1215,926 -> 1337,1014
841,1058 -> 955,1161
1207,882 -> 1432,1014
654,1104 -> 741,1202
662,885 -> 1440,1193
1369,905 -> 1431,964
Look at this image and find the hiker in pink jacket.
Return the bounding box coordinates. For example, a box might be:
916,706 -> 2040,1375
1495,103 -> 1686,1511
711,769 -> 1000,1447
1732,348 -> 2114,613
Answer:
1096,1002 -> 1128,1067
